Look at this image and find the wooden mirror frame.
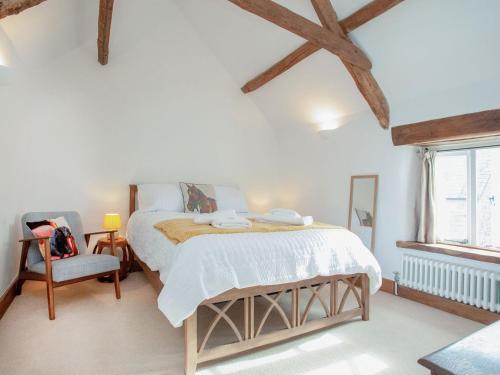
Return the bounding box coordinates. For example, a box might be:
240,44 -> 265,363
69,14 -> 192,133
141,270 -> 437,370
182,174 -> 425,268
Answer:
348,175 -> 378,252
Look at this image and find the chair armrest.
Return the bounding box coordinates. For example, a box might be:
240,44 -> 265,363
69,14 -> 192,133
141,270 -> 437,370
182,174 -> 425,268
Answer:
19,236 -> 50,243
18,238 -> 52,275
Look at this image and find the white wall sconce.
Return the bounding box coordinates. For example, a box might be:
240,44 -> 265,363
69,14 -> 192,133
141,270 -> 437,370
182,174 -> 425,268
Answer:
316,118 -> 341,131
313,109 -> 343,132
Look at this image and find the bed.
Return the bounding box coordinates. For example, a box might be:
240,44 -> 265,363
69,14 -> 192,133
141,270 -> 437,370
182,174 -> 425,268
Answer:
127,184 -> 382,374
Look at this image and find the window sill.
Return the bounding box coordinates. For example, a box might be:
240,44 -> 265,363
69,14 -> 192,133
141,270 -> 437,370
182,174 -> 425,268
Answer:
396,241 -> 500,265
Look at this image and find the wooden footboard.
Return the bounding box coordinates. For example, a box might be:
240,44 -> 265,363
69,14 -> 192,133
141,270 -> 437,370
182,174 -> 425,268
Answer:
185,273 -> 369,374
132,250 -> 369,375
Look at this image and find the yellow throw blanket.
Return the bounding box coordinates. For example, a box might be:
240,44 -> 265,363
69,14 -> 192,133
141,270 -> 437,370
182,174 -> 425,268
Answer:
154,218 -> 343,244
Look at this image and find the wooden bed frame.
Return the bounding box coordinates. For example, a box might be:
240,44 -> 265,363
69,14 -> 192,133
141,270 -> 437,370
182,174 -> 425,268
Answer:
129,185 -> 370,375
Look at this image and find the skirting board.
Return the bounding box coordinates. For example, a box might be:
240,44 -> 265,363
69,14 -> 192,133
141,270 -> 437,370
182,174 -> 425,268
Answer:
379,278 -> 394,294
380,278 -> 500,325
0,278 -> 17,320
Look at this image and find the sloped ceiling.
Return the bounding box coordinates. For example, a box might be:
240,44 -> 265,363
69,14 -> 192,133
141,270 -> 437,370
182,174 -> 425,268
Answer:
2,0 -> 499,131
0,0 -> 94,68
176,0 -> 500,131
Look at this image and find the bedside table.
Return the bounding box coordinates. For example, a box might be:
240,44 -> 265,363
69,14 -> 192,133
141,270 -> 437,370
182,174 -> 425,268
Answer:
93,236 -> 133,281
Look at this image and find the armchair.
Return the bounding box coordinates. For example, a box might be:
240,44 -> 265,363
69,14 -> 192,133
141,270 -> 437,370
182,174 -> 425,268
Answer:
17,211 -> 121,320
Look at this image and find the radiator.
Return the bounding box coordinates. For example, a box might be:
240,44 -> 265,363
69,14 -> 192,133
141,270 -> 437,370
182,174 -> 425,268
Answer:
400,254 -> 500,313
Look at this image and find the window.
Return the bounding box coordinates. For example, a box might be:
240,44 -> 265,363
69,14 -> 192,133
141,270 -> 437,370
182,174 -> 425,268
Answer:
435,147 -> 500,249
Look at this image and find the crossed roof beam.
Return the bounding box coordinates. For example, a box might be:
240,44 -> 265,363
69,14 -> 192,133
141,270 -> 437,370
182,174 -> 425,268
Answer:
0,0 -> 114,66
1,0 -> 403,128
228,0 -> 405,129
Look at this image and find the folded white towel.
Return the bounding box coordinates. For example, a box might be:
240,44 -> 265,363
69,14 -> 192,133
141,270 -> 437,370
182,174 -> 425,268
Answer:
257,214 -> 314,226
194,209 -> 237,224
269,208 -> 301,218
211,216 -> 252,229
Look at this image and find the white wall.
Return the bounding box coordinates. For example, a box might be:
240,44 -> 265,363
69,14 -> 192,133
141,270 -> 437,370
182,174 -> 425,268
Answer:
275,114 -> 419,279
0,0 -> 281,296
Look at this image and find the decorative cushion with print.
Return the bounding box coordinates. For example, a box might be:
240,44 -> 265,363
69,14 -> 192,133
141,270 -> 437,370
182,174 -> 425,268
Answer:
179,183 -> 218,214
26,217 -> 79,260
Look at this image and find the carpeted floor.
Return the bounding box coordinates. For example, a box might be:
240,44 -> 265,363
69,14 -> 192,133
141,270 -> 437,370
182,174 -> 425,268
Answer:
0,272 -> 482,375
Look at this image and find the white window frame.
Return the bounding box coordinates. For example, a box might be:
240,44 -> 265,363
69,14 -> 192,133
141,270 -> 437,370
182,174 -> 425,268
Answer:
436,149 -> 470,245
436,145 -> 499,248
468,149 -> 477,245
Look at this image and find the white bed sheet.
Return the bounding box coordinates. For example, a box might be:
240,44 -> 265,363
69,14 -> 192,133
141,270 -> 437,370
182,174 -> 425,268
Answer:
127,211 -> 382,328
126,211 -> 194,274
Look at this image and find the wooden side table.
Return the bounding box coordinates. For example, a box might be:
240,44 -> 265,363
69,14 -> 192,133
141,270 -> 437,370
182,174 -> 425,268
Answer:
93,236 -> 133,281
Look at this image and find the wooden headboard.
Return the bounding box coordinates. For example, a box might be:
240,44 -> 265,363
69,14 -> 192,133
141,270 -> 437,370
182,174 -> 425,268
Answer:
129,184 -> 138,217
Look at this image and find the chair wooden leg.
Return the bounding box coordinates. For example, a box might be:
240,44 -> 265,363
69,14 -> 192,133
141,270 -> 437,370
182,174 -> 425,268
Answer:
15,279 -> 25,295
43,239 -> 55,320
17,242 -> 30,296
109,233 -> 121,299
113,270 -> 121,299
46,279 -> 55,320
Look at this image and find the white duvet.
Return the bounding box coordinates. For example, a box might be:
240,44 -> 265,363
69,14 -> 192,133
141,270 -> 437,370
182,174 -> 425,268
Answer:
127,211 -> 382,328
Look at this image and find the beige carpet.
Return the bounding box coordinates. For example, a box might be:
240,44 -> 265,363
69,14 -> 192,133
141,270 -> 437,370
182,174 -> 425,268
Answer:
0,272 -> 482,375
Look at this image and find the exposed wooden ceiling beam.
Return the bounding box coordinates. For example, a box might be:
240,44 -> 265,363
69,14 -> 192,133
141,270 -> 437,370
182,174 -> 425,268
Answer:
242,0 -> 404,94
241,42 -> 318,94
311,0 -> 389,128
97,0 -> 114,65
391,109 -> 500,146
0,0 -> 46,19
341,0 -> 403,33
228,0 -> 371,70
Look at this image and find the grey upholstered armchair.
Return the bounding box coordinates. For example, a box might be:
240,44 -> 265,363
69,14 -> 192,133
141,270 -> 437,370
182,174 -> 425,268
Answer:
17,211 -> 121,320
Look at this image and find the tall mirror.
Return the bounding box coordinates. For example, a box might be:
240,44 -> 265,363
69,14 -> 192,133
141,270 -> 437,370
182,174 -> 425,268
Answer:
348,175 -> 378,252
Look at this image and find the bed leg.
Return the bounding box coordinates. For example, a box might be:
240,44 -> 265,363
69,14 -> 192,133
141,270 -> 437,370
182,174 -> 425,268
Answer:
361,274 -> 370,321
184,311 -> 198,375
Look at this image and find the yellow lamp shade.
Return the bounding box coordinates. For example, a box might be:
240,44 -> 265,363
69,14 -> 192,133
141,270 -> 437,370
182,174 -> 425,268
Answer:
103,213 -> 122,231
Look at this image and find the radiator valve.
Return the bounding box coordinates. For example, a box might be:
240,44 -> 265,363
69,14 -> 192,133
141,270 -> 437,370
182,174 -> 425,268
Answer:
393,271 -> 400,296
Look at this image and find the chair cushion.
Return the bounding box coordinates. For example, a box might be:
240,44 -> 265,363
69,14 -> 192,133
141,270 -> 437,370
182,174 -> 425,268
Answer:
29,255 -> 120,283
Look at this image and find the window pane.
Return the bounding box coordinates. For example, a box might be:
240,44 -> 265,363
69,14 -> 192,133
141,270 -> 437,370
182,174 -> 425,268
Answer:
476,147 -> 500,249
435,153 -> 468,244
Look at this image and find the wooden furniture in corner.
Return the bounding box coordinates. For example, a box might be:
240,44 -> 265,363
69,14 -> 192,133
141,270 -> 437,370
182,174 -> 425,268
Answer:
93,236 -> 133,280
18,224 -> 121,320
418,321 -> 500,374
128,184 -> 371,375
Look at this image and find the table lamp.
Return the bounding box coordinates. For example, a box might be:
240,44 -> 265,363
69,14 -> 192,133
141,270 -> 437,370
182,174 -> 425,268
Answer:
103,213 -> 121,238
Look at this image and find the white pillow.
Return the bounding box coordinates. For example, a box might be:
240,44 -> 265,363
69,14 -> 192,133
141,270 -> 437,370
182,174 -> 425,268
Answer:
138,184 -> 184,212
214,185 -> 249,213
